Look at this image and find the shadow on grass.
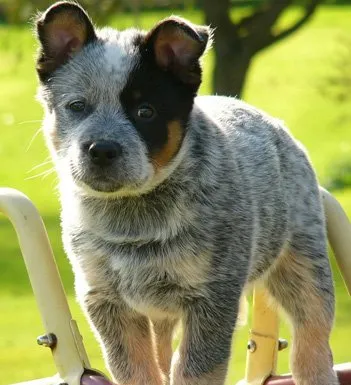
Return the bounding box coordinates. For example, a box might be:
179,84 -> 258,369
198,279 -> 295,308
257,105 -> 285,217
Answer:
324,158 -> 351,192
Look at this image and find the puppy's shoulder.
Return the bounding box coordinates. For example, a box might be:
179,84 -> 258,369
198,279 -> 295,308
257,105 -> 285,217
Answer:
192,96 -> 292,147
194,96 -> 283,131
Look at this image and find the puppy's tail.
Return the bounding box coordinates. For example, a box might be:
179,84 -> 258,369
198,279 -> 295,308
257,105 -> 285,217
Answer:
320,187 -> 351,295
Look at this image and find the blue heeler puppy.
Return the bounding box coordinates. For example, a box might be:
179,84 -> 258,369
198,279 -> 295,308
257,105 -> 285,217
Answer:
35,2 -> 339,385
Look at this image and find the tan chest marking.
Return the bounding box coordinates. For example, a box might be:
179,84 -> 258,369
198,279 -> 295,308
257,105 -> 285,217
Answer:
151,120 -> 183,170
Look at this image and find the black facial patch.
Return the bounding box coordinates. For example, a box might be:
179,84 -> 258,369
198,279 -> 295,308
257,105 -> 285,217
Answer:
120,40 -> 199,157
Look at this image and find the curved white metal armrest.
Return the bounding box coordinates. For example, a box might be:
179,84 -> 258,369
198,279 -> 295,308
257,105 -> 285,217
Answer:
321,187 -> 351,295
0,188 -> 90,385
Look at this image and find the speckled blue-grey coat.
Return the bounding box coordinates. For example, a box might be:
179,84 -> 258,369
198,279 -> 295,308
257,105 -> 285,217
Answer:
35,2 -> 338,385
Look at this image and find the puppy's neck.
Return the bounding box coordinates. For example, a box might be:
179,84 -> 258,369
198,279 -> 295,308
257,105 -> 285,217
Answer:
59,146 -> 198,246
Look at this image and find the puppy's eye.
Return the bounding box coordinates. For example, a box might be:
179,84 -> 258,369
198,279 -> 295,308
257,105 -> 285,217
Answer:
68,100 -> 86,112
136,104 -> 156,120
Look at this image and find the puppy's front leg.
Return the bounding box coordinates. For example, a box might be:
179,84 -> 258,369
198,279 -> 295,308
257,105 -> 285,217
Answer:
84,292 -> 164,385
171,292 -> 241,385
153,319 -> 178,383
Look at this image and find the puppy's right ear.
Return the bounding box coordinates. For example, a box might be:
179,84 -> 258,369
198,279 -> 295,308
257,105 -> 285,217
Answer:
36,1 -> 96,81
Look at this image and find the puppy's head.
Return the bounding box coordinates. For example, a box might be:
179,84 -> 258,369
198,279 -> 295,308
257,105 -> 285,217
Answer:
35,2 -> 211,198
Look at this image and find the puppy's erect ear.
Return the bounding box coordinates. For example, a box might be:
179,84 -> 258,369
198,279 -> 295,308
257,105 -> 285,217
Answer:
36,1 -> 96,81
144,17 -> 211,88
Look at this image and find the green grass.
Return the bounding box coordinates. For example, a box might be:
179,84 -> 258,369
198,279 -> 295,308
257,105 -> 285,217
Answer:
0,6 -> 350,385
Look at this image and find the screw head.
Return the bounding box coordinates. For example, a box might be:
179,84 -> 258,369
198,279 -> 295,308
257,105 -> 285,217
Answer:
278,338 -> 288,351
37,333 -> 57,348
247,339 -> 257,353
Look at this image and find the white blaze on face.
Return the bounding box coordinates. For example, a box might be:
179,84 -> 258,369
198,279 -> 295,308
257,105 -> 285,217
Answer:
100,28 -> 140,93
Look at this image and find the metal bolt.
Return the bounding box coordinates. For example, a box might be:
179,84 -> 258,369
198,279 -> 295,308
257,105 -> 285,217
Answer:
278,338 -> 288,351
247,339 -> 257,353
37,333 -> 57,348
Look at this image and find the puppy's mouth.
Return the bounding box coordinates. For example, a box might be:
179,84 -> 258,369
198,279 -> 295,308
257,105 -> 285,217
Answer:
68,162 -> 149,197
70,164 -> 124,193
81,176 -> 124,193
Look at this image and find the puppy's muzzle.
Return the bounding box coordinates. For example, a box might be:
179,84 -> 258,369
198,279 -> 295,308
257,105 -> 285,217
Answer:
83,140 -> 122,167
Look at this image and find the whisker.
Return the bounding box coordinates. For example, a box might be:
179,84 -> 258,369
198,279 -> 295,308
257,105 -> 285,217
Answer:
42,169 -> 56,180
25,168 -> 55,180
27,159 -> 53,174
18,120 -> 42,125
26,126 -> 43,152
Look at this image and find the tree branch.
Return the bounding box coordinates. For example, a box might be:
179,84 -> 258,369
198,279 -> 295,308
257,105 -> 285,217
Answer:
237,0 -> 292,36
200,0 -> 323,96
201,0 -> 238,39
268,0 -> 322,45
247,0 -> 322,54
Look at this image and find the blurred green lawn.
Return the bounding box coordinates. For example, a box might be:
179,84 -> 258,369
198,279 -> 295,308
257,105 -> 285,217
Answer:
0,5 -> 350,385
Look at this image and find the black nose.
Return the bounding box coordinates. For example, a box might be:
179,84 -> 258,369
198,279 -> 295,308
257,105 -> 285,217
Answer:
87,141 -> 122,166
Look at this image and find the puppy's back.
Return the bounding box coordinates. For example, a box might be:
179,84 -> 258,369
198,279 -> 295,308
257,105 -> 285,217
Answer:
192,95 -> 324,279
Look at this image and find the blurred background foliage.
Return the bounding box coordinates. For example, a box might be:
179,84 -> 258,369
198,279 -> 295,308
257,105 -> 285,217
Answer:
1,0 -> 192,24
1,0 -> 350,25
2,0 -> 350,97
0,0 -> 350,384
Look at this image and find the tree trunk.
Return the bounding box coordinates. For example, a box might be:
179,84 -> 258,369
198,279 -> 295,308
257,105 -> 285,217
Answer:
211,30 -> 252,98
212,45 -> 251,98
202,0 -> 252,98
202,0 -> 321,98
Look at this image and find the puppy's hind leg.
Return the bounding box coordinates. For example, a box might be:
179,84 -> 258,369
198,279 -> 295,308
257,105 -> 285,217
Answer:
264,237 -> 339,385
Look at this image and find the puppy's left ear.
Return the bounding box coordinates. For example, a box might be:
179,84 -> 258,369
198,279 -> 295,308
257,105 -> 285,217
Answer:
36,1 -> 96,81
144,17 -> 211,88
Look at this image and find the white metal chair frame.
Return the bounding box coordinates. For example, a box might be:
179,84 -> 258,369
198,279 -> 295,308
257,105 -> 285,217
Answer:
0,187 -> 350,385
